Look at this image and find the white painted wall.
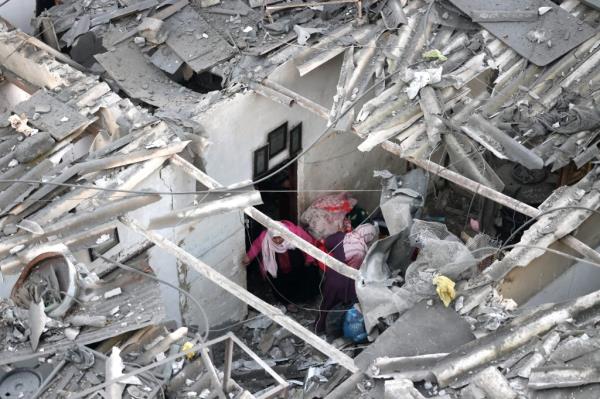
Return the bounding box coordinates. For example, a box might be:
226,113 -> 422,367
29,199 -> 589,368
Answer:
0,0 -> 36,34
110,162 -> 245,332
298,130 -> 406,212
196,56 -> 342,186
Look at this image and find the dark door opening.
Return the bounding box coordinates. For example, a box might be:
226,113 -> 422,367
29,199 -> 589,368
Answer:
244,161 -> 298,300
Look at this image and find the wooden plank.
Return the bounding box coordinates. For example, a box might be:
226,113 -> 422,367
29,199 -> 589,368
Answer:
266,0 -> 356,11
222,337 -> 234,393
200,347 -> 227,399
120,216 -> 359,373
39,17 -> 60,50
229,334 -> 288,387
381,143 -> 600,265
170,155 -> 221,187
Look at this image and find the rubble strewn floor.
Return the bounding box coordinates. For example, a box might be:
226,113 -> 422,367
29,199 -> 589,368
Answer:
0,0 -> 600,397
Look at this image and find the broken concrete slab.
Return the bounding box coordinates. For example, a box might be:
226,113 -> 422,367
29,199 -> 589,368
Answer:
163,6 -> 235,73
448,0 -> 597,66
150,45 -> 185,75
95,42 -> 204,109
354,301 -> 474,371
13,91 -> 94,141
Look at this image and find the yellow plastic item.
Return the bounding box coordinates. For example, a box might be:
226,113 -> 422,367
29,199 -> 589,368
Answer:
432,275 -> 456,307
422,49 -> 448,62
182,341 -> 195,360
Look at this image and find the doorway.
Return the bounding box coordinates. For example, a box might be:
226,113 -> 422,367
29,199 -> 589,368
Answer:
244,161 -> 298,300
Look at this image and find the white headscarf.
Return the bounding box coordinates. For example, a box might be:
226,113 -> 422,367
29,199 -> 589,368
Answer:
261,229 -> 296,277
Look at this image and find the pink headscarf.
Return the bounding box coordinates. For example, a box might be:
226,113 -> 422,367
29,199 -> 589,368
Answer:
343,224 -> 379,268
246,221 -> 316,277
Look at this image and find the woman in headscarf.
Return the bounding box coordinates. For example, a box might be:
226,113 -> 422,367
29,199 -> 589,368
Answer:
242,220 -> 320,311
316,223 -> 379,333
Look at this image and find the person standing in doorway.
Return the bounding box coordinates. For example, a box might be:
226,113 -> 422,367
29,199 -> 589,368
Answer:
242,220 -> 320,312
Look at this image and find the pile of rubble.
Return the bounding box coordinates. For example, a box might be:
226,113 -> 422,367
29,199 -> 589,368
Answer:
1,0 -> 600,397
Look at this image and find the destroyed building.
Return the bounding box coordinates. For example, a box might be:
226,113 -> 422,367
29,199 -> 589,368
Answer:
0,0 -> 599,397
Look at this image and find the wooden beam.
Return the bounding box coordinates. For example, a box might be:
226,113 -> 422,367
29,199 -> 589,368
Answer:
249,82 -> 294,108
199,347 -> 227,399
229,333 -> 288,389
252,64 -> 600,266
381,142 -> 600,264
119,216 -> 358,373
170,156 -> 359,280
10,28 -> 86,72
244,207 -> 358,279
261,79 -> 330,120
170,155 -> 220,188
267,0 -> 356,11
147,191 -> 263,230
222,337 -> 234,393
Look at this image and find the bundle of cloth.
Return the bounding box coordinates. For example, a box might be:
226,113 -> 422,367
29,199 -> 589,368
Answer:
300,193 -> 357,240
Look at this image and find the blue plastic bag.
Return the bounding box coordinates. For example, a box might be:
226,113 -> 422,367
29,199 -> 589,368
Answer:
343,307 -> 368,343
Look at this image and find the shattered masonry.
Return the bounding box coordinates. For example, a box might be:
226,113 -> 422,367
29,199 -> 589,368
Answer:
0,0 -> 599,397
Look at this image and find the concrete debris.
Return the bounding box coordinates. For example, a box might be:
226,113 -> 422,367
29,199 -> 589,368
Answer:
13,132 -> 56,164
106,346 -> 142,399
8,114 -> 38,136
104,287 -> 122,299
137,17 -> 169,45
15,220 -> 44,235
293,25 -> 324,45
403,67 -> 443,99
384,378 -> 426,399
1,0 -> 600,397
28,300 -> 47,351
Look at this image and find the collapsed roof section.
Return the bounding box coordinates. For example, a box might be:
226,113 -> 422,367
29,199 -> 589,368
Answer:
0,16 -> 363,381
36,0 -> 372,119
2,0 -> 600,396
